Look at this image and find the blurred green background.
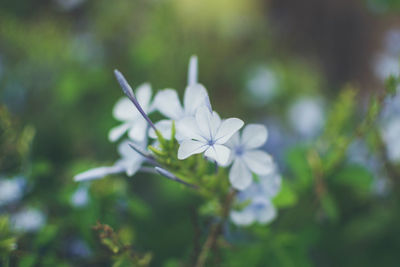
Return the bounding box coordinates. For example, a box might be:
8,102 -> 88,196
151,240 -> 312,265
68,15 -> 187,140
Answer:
1,0 -> 400,266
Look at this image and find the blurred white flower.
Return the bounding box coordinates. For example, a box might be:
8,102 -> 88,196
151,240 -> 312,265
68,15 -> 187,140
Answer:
74,139 -> 146,181
177,106 -> 243,166
0,177 -> 26,206
231,197 -> 276,226
246,66 -> 279,105
70,186 -> 89,207
55,0 -> 85,11
68,239 -> 92,258
152,56 -> 211,140
384,29 -> 400,55
374,53 -> 400,81
12,208 -> 46,232
289,97 -> 324,138
226,124 -> 274,190
109,83 -> 154,142
230,172 -> 281,226
381,117 -> 400,163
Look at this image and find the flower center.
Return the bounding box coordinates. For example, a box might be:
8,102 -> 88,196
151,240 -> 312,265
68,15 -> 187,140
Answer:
235,145 -> 245,156
207,139 -> 216,146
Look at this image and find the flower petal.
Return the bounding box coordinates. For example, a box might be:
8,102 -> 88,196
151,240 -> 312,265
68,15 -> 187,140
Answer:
135,83 -> 152,111
149,120 -> 173,139
255,199 -> 276,224
178,140 -> 208,160
215,118 -> 244,144
241,124 -> 268,149
229,159 -> 253,190
204,144 -> 231,166
176,116 -> 205,142
153,89 -> 183,120
225,132 -> 240,149
113,97 -> 140,121
230,209 -> 255,226
108,123 -> 131,142
242,150 -> 274,175
128,118 -> 148,142
74,166 -> 124,182
195,105 -> 215,139
116,158 -> 142,176
260,173 -> 282,198
187,55 -> 198,86
183,84 -> 211,116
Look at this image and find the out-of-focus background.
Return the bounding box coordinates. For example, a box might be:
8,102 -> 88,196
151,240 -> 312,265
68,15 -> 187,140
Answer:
1,0 -> 400,266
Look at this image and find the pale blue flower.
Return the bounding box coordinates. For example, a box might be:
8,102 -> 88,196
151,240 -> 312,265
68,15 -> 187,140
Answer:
70,186 -> 89,207
226,124 -> 274,190
381,117 -> 400,163
246,66 -> 279,105
177,106 -> 243,166
230,171 -> 282,226
289,97 -> 324,138
12,208 -> 46,232
0,177 -> 26,206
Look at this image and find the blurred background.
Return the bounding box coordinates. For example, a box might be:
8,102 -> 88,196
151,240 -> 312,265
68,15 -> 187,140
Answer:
1,0 -> 400,266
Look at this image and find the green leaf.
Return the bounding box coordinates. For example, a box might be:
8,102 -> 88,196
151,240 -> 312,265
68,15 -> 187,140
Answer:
333,164 -> 374,194
320,193 -> 339,222
273,179 -> 298,208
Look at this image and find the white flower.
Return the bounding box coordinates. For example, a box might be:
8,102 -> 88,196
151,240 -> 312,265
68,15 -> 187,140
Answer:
246,66 -> 279,105
381,117 -> 400,162
74,139 -> 146,182
70,186 -> 89,207
177,106 -> 243,166
374,53 -> 400,81
109,83 -> 153,142
11,208 -> 46,232
151,56 -> 211,140
231,197 -> 276,226
288,97 -> 324,138
0,177 -> 26,206
230,173 -> 281,226
226,124 -> 274,190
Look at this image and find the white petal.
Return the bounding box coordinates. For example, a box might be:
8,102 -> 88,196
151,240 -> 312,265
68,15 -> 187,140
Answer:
149,120 -> 173,139
178,140 -> 208,160
241,124 -> 268,149
118,140 -> 137,158
128,118 -> 148,142
230,209 -> 255,226
212,111 -> 222,134
184,84 -> 211,116
195,105 -> 217,139
242,150 -> 274,175
229,159 -> 253,190
256,199 -> 277,224
113,97 -> 139,121
225,132 -> 240,149
260,173 -> 282,198
176,116 -> 206,142
108,123 -> 131,142
115,158 -> 142,177
74,166 -> 123,182
215,118 -> 244,144
136,83 -> 152,111
153,89 -> 183,120
204,144 -> 231,166
188,55 -> 198,86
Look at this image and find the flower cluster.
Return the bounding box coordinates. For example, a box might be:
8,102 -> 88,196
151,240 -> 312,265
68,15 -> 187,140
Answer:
75,56 -> 281,226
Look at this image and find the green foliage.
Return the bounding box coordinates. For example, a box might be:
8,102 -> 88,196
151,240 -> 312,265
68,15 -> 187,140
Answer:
0,216 -> 17,266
